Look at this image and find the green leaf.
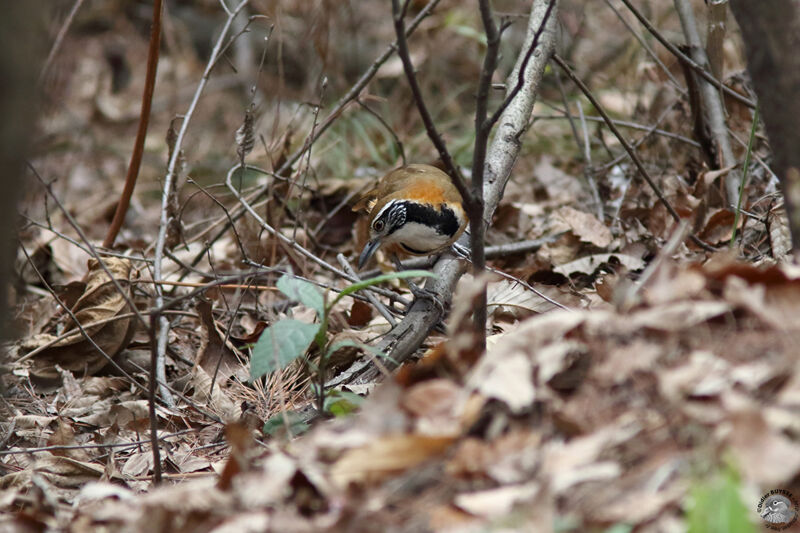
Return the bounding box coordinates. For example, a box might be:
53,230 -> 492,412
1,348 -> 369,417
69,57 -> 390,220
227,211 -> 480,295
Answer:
686,466 -> 756,533
329,270 -> 436,310
250,319 -> 320,380
262,410 -> 309,437
324,389 -> 364,417
276,274 -> 325,319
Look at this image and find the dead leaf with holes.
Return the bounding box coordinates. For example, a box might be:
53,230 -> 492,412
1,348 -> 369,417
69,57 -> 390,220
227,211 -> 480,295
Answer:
18,257 -> 138,380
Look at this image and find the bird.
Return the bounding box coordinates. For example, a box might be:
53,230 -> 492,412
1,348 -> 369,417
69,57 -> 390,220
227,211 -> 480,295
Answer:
353,163 -> 467,272
761,495 -> 796,524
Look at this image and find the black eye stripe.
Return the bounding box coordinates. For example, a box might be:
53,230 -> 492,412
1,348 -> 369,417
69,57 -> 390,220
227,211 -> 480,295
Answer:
384,201 -> 459,237
375,202 -> 406,232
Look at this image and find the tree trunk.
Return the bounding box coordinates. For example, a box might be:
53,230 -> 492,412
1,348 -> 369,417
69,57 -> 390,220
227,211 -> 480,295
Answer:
729,0 -> 800,255
0,3 -> 44,340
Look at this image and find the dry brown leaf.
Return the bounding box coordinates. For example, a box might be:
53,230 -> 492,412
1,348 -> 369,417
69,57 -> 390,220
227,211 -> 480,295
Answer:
723,274 -> 800,330
543,424 -> 635,494
471,350 -> 535,413
537,341 -> 590,393
659,351 -> 731,401
20,257 -> 137,379
330,434 -> 454,487
486,280 -> 542,320
196,299 -> 243,384
552,206 -> 612,247
121,451 -> 153,478
447,431 -> 541,484
190,365 -> 242,422
630,300 -> 730,331
454,482 -> 540,518
554,252 -> 645,277
533,156 -> 587,204
172,445 -> 212,474
724,411 -> 800,486
401,378 -> 466,437
768,208 -> 792,258
698,208 -> 738,244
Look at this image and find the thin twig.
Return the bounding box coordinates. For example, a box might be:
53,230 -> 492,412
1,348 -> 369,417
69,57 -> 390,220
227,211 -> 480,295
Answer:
0,428 -> 199,456
449,244 -> 570,311
25,164 -> 151,335
552,54 -> 716,252
16,310 -> 196,364
391,0 -> 470,203
225,164 -> 409,308
348,0 -> 559,384
673,0 -> 740,203
39,0 -> 86,83
617,0 -> 755,110
336,254 -> 397,327
103,0 -> 163,248
533,112 -> 701,147
602,0 -> 684,91
358,235 -> 565,278
188,0 -> 443,271
356,98 -> 406,165
466,0 -> 504,352
553,68 -> 603,219
618,221 -> 690,311
150,1 -> 250,484
484,0 -> 557,131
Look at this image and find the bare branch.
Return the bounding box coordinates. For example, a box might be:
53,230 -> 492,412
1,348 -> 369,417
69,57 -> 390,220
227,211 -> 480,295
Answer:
39,0 -> 86,83
552,54 -> 716,252
617,0 -> 755,110
104,0 -> 163,248
151,0 -> 250,484
673,0 -> 740,204
390,0 -> 470,203
345,0 -> 560,385
187,0 -> 443,271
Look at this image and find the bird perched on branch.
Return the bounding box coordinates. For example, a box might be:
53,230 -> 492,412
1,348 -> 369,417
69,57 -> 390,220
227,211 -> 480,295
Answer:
353,164 -> 467,271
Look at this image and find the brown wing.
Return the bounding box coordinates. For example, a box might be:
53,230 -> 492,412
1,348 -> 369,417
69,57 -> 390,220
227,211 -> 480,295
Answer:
351,164 -> 448,213
351,190 -> 377,213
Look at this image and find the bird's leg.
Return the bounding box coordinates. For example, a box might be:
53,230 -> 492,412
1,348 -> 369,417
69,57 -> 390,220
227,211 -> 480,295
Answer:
391,254 -> 444,312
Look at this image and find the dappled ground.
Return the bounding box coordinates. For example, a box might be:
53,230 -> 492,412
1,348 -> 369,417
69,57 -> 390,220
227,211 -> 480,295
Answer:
2,0 -> 799,531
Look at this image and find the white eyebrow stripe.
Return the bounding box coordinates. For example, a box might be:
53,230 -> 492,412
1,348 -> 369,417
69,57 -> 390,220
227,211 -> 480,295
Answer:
371,200 -> 397,224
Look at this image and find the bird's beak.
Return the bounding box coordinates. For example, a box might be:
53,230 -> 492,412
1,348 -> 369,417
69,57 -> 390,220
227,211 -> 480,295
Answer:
358,238 -> 381,269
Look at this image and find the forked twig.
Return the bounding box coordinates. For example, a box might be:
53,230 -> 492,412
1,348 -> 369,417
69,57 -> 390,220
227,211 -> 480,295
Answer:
150,0 -> 250,484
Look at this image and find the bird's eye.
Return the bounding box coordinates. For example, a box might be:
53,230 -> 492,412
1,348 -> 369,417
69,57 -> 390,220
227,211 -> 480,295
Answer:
373,219 -> 385,232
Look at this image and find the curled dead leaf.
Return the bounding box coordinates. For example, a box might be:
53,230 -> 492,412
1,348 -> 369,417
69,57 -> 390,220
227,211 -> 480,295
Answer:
20,257 -> 138,379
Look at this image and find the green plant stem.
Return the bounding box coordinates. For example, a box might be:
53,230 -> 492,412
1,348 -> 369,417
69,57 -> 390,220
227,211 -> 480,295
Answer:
730,107 -> 759,248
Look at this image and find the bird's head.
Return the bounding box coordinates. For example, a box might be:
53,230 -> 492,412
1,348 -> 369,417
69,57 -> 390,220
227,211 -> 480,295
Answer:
354,164 -> 467,269
357,200 -> 407,269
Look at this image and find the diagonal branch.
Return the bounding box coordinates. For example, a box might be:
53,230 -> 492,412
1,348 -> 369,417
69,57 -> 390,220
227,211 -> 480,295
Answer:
618,0 -> 755,110
390,0 -> 471,205
150,0 -> 250,484
187,0 -> 443,271
103,0 -> 163,248
341,0 -> 560,385
552,54 -> 716,252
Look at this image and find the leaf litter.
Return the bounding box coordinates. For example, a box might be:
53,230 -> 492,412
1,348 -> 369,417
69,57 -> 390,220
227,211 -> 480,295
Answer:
3,1 -> 798,532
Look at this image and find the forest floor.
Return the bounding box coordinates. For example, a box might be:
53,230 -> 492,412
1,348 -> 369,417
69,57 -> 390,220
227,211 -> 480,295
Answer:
2,1 -> 798,532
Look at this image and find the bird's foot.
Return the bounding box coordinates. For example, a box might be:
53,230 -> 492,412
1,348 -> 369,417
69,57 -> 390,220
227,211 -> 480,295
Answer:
406,279 -> 445,313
